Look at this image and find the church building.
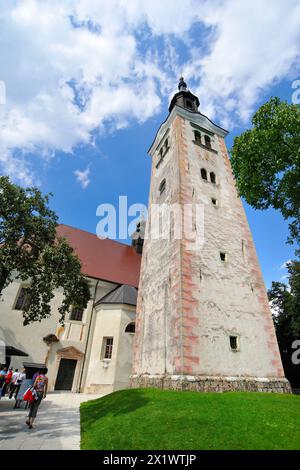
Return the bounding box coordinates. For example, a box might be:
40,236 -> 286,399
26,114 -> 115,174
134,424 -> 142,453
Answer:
1,79 -> 290,395
1,224 -> 141,394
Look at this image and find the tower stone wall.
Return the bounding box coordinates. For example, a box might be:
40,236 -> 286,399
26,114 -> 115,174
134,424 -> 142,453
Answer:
131,87 -> 290,393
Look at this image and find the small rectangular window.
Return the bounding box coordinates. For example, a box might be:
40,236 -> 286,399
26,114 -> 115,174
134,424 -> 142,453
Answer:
70,307 -> 84,322
230,336 -> 238,351
14,287 -> 30,310
212,198 -> 218,206
201,168 -> 207,180
210,172 -> 216,184
220,252 -> 227,262
103,337 -> 113,359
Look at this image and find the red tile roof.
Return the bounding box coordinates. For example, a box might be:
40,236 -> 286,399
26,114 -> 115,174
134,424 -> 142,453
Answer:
57,224 -> 141,288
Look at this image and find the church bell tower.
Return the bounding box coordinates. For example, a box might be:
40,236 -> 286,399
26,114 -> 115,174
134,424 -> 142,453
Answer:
131,79 -> 290,393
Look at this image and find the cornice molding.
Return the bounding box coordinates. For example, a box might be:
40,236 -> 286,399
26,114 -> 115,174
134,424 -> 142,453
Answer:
149,105 -> 228,156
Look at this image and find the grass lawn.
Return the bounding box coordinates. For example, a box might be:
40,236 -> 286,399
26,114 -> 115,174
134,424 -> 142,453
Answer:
80,388 -> 300,450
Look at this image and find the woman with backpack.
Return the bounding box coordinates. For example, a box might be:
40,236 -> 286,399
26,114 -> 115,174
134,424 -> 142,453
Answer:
26,368 -> 48,429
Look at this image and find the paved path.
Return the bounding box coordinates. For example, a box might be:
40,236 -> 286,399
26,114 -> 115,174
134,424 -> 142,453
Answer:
0,392 -> 103,450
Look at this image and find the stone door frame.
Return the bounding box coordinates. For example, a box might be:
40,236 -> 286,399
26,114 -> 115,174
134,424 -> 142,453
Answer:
54,346 -> 84,393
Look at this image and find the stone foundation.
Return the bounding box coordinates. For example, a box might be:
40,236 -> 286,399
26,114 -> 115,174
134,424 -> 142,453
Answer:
130,374 -> 291,393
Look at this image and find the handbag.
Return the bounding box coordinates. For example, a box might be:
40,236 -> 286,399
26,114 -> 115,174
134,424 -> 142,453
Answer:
23,387 -> 37,403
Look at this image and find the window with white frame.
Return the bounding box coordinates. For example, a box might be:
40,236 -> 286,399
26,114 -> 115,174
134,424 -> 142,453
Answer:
102,337 -> 113,359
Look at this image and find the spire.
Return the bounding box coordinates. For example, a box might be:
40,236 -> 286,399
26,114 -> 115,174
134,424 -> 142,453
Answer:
169,77 -> 200,113
178,76 -> 187,91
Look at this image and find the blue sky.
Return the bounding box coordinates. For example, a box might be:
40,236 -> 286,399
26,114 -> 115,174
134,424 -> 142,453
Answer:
0,0 -> 299,287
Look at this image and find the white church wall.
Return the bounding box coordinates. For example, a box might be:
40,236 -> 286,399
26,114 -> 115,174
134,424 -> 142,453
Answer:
84,304 -> 135,394
0,275 -> 127,394
0,276 -> 62,370
113,307 -> 136,391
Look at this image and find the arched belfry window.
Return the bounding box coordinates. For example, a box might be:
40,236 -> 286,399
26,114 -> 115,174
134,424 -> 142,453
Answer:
204,135 -> 211,149
201,168 -> 207,180
125,322 -> 135,333
194,130 -> 201,143
159,179 -> 166,195
210,172 -> 216,184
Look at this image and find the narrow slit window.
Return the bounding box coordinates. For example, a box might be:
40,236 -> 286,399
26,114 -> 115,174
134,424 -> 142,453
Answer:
210,172 -> 216,184
230,336 -> 238,351
204,135 -> 212,149
211,198 -> 218,206
242,240 -> 246,257
220,252 -> 227,262
159,179 -> 166,195
201,168 -> 207,180
165,138 -> 169,150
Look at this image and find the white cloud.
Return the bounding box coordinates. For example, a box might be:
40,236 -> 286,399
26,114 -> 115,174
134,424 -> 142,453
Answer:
0,0 -> 299,184
185,0 -> 300,124
74,166 -> 91,189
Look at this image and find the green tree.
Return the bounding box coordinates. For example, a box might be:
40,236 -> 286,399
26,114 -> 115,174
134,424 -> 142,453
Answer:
268,260 -> 300,388
0,176 -> 90,325
231,97 -> 300,246
287,259 -> 300,335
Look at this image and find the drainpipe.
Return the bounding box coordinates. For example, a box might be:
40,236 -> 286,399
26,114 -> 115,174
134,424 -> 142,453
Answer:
78,279 -> 99,393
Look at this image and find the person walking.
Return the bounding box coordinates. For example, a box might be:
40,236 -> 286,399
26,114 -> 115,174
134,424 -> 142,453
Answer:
9,368 -> 26,399
8,369 -> 19,398
1,368 -> 13,397
0,367 -> 7,399
26,369 -> 48,429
